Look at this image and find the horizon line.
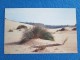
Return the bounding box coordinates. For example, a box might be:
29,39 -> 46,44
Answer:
5,18 -> 76,26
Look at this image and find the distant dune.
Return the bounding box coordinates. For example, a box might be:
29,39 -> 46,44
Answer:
4,19 -> 77,54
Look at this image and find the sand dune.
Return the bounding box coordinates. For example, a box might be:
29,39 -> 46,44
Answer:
4,19 -> 77,54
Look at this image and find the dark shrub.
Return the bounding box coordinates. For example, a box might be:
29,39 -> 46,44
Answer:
16,25 -> 27,29
40,31 -> 54,41
19,26 -> 54,44
8,29 -> 13,32
58,28 -> 66,31
19,30 -> 34,44
32,26 -> 43,38
72,27 -> 76,30
60,28 -> 65,31
32,26 -> 54,40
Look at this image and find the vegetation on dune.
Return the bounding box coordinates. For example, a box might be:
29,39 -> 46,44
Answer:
59,28 -> 66,31
8,29 -> 13,32
19,26 -> 54,44
19,30 -> 34,44
16,25 -> 27,30
58,28 -> 67,31
32,26 -> 44,38
32,26 -> 54,40
72,27 -> 76,31
40,31 -> 54,41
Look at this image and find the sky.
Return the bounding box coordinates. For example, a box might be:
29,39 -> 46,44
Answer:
5,8 -> 76,25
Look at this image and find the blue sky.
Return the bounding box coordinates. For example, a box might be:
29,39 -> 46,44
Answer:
5,8 -> 76,25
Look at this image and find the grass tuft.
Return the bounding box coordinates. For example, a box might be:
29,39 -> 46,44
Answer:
19,26 -> 54,44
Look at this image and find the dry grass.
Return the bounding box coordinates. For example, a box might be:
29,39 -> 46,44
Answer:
19,26 -> 54,44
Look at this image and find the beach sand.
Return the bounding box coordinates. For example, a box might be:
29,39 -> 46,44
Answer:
4,19 -> 77,54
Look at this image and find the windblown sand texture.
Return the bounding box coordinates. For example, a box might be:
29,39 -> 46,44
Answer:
4,19 -> 77,54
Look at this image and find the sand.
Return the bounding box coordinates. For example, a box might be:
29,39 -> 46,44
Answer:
4,19 -> 77,54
